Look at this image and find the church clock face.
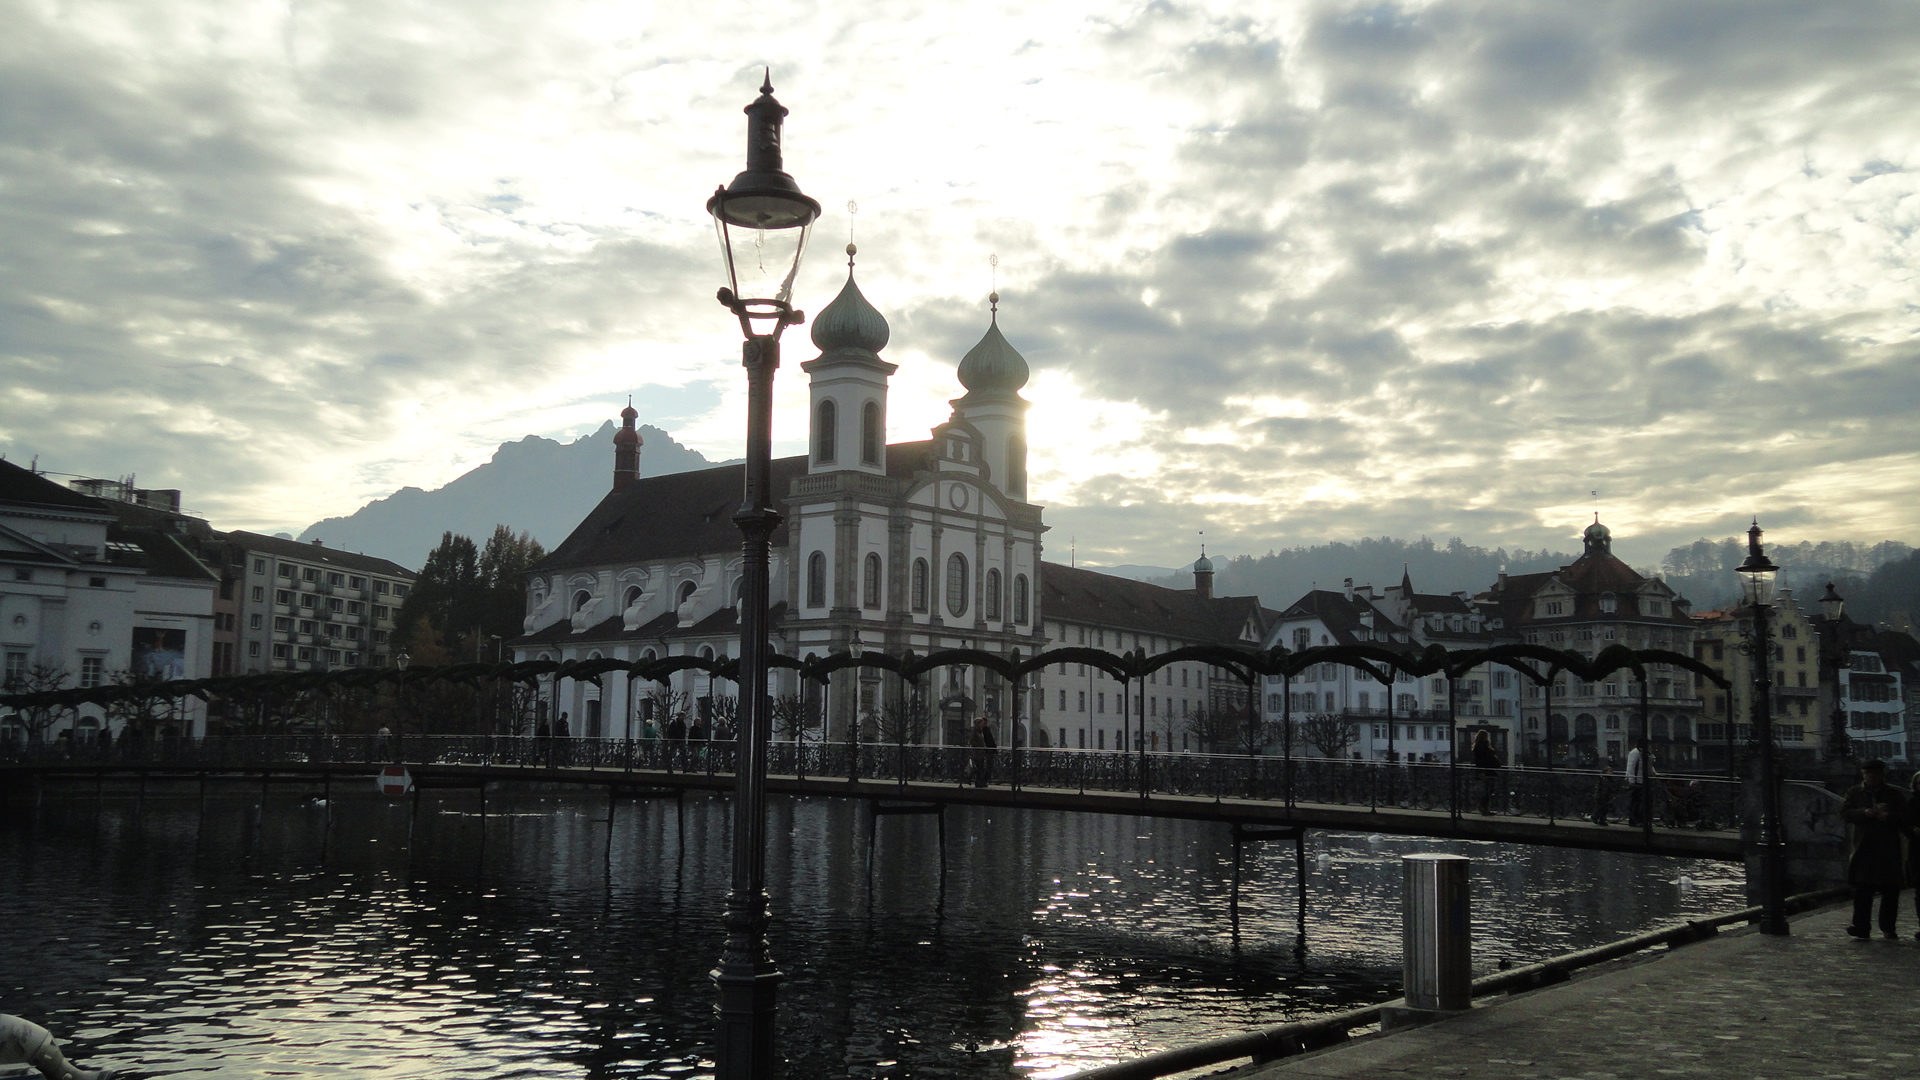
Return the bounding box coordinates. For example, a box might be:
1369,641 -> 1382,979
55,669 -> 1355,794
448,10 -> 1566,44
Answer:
948,483 -> 970,510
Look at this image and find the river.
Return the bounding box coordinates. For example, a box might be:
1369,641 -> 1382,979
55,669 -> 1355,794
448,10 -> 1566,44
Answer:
0,781 -> 1746,1078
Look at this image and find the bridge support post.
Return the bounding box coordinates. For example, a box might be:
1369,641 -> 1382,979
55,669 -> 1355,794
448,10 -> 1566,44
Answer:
1383,853 -> 1472,1032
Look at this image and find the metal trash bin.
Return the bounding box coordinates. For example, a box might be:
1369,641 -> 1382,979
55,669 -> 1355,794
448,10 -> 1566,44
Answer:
1402,853 -> 1471,1012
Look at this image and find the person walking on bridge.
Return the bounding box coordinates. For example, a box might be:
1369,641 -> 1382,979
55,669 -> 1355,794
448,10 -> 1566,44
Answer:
1625,738 -> 1653,826
1843,758 -> 1907,939
970,715 -> 997,788
1471,729 -> 1503,814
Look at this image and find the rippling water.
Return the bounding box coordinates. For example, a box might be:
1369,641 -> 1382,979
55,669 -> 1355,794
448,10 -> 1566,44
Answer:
1,781 -> 1745,1078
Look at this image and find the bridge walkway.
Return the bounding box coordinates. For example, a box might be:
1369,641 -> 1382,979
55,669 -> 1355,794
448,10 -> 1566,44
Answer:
1241,901 -> 1912,1080
4,758 -> 1744,860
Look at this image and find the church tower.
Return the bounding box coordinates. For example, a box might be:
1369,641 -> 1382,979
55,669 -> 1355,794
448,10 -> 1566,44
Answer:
952,292 -> 1031,501
612,400 -> 642,491
802,245 -> 895,476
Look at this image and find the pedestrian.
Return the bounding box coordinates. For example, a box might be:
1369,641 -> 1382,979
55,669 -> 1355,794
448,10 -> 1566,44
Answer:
0,1013 -> 113,1079
1625,738 -> 1653,826
373,723 -> 392,760
1590,764 -> 1618,826
1843,758 -> 1907,939
1471,729 -> 1503,814
971,715 -> 997,787
534,718 -> 550,739
1909,769 -> 1920,935
555,712 -> 571,738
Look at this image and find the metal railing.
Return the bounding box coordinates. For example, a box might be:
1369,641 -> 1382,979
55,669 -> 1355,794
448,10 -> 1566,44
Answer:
2,736 -> 1742,831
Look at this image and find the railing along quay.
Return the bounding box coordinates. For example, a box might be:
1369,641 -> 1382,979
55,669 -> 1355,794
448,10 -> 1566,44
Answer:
4,735 -> 1744,835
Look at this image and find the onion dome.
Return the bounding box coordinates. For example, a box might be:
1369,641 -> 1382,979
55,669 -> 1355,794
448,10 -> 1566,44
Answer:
957,292 -> 1029,394
614,401 -> 641,446
810,244 -> 890,356
1194,553 -> 1214,574
1582,514 -> 1611,557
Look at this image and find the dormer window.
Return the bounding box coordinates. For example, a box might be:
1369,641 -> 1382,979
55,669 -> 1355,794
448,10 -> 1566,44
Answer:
573,590 -> 592,614
677,580 -> 697,607
1599,591 -> 1617,614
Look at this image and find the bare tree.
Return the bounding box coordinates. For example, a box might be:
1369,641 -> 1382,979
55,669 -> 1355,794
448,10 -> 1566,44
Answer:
4,661 -> 72,743
874,696 -> 932,746
1296,712 -> 1359,758
1183,704 -> 1242,754
105,668 -> 174,740
772,694 -> 819,743
645,686 -> 689,731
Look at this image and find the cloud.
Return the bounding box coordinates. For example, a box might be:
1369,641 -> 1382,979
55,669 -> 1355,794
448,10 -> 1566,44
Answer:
0,0 -> 1915,574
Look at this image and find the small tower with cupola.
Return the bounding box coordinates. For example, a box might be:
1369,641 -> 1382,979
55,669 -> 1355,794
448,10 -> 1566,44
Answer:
802,245 -> 894,475
952,292 -> 1031,501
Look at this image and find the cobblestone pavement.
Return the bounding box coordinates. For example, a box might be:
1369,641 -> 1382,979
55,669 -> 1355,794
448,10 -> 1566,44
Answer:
1242,903 -> 1920,1080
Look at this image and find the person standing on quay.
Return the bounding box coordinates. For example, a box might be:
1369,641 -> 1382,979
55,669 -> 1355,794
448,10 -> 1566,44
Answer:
1843,758 -> 1907,939
1472,729 -> 1503,814
1625,738 -> 1652,826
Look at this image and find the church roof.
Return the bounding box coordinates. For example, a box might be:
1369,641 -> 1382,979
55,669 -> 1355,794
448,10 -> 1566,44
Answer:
809,256 -> 890,357
1040,561 -> 1269,645
956,300 -> 1029,396
532,441 -> 936,573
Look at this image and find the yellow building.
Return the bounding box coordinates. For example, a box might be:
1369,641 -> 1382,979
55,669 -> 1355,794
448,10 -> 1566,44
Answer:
1689,587 -> 1822,771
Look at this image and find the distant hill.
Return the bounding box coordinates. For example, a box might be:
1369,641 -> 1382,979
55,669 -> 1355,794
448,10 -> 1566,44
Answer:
1081,563 -> 1180,582
298,423 -> 733,569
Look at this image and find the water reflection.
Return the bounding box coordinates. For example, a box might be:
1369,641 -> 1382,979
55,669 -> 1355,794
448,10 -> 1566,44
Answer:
0,784 -> 1744,1078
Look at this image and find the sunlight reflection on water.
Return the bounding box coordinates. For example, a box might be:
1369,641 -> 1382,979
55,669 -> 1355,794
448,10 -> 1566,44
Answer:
1,785 -> 1744,1078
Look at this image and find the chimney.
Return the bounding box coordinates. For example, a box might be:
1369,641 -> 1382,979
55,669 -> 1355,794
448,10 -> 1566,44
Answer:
613,401 -> 643,491
312,539 -> 324,547
1343,578 -> 1354,602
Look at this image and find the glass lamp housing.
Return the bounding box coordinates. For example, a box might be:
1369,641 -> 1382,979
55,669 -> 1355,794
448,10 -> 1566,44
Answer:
1736,521 -> 1779,608
707,75 -> 820,315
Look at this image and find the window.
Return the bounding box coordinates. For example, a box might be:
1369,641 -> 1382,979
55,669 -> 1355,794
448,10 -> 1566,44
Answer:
376,580 -> 390,594
1293,627 -> 1311,652
349,576 -> 364,590
80,657 -> 104,687
374,630 -> 389,644
298,620 -> 315,635
391,584 -> 409,598
911,559 -> 929,613
347,601 -> 363,615
273,644 -> 290,659
946,553 -> 969,617
328,598 -> 344,613
1543,600 -> 1564,616
861,401 -> 881,465
373,605 -> 389,620
297,647 -> 314,662
1078,691 -> 1086,712
677,581 -> 697,608
815,399 -> 837,463
251,586 -> 264,602
253,615 -> 267,630
248,642 -> 261,658
807,552 -> 827,608
327,572 -> 344,586
279,565 -> 294,579
1007,433 -> 1026,497
347,627 -> 362,641
303,567 -> 318,582
300,594 -> 315,609
1014,574 -> 1030,623
863,553 -> 882,610
89,576 -> 107,588
3,651 -> 25,685
276,590 -> 292,605
574,590 -> 592,614
253,558 -> 266,574
985,569 -> 1002,620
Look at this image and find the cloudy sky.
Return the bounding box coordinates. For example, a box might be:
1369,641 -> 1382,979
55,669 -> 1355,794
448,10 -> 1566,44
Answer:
3,0 -> 1916,570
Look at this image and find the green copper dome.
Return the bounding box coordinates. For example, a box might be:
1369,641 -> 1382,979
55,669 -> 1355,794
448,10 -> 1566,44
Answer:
810,246 -> 890,355
957,293 -> 1029,394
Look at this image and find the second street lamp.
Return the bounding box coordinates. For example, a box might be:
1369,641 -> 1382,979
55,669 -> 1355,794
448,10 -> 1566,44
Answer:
1737,519 -> 1790,936
707,70 -> 822,1080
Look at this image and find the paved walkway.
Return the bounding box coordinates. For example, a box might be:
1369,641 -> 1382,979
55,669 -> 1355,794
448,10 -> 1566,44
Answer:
1243,902 -> 1920,1080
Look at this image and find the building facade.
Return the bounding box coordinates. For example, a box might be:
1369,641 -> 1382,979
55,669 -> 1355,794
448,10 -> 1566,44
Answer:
1478,518 -> 1702,768
1689,588 -> 1824,770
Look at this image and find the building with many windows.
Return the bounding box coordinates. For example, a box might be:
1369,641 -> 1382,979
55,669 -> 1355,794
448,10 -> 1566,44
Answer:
1689,588 -> 1823,770
0,460 -> 217,741
1477,518 -> 1702,767
224,532 -> 416,674
1260,570 -> 1522,762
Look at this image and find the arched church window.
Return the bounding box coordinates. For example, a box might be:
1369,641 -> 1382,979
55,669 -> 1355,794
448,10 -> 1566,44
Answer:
815,400 -> 837,464
807,552 -> 827,609
985,568 -> 1002,620
946,553 -> 969,618
1013,574 -> 1030,623
1007,434 -> 1026,498
678,580 -> 697,608
911,559 -> 929,613
863,553 -> 882,610
624,585 -> 643,611
573,590 -> 592,614
861,401 -> 881,465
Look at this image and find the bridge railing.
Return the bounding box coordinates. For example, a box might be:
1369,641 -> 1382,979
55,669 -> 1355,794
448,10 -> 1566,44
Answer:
4,735 -> 1740,830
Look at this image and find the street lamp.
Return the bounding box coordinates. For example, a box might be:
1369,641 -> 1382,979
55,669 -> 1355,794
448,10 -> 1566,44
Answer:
1736,519 -> 1789,936
707,69 -> 821,1080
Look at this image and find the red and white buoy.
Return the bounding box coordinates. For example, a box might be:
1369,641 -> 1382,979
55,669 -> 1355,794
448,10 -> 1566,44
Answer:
378,765 -> 412,796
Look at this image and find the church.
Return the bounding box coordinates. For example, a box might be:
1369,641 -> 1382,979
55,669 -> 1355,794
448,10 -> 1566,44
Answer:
511,252 -> 1266,747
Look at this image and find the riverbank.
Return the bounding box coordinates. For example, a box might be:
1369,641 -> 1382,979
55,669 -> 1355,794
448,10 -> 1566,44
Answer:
1239,901 -> 1919,1079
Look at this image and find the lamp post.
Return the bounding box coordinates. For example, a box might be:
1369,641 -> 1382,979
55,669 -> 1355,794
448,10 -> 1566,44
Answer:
706,70 -> 821,1080
1737,519 -> 1789,936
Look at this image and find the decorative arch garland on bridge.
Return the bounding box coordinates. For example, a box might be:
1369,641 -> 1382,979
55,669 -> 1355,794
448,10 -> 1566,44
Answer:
0,641 -> 1729,714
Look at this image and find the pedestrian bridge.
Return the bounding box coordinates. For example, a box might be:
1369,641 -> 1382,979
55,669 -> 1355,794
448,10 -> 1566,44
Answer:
1,735 -> 1749,860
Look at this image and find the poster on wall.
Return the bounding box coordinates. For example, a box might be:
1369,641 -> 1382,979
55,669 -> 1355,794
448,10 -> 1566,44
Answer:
131,627 -> 187,681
